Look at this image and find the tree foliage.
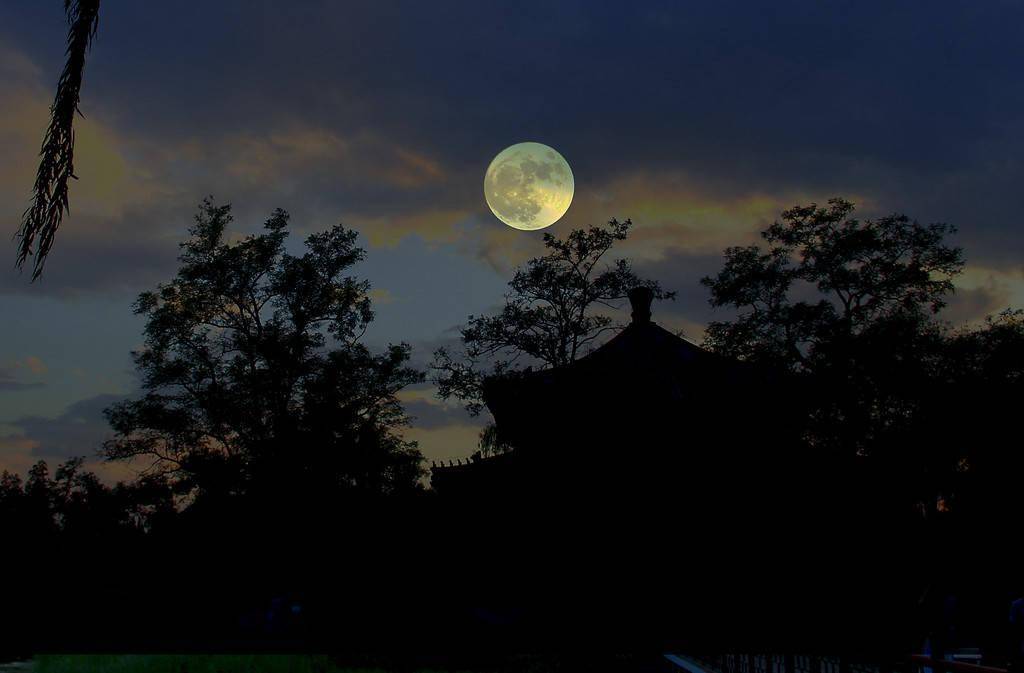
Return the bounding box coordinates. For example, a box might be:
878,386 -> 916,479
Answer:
16,0 -> 102,280
102,200 -> 425,503
431,218 -> 673,423
698,198 -> 1024,520
702,198 -> 964,372
702,199 -> 965,457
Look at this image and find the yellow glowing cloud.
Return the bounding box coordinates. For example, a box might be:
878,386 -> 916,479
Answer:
2,39 -> 455,257
357,208 -> 472,248
459,171 -> 863,275
224,128 -> 351,184
0,436 -> 40,475
220,127 -> 448,191
571,172 -> 870,262
367,287 -> 396,304
400,423 -> 486,465
0,44 -> 169,222
945,264 -> 1024,325
390,148 -> 445,188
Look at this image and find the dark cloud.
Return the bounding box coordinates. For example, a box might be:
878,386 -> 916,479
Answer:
5,1 -> 1024,272
634,249 -> 731,331
942,281 -> 1016,327
0,205 -> 184,298
0,366 -> 44,391
1,393 -> 124,461
54,3 -> 1021,193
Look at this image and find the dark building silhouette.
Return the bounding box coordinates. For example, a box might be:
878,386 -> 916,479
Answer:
417,290 -> 943,652
431,287 -> 809,516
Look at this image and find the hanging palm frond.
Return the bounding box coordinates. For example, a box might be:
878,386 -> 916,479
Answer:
15,0 -> 101,280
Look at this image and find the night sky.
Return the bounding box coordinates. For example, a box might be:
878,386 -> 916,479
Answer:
2,1 -> 1023,479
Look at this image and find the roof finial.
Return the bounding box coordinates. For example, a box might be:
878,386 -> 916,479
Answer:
628,286 -> 654,325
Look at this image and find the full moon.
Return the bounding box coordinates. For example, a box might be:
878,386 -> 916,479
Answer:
484,142 -> 574,231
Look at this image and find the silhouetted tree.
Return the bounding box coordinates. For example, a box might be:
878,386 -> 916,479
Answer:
702,198 -> 964,458
0,457 -> 173,540
16,0 -> 102,279
908,309 -> 1024,520
699,198 -> 1024,524
431,218 -> 673,452
944,308 -> 1024,382
102,199 -> 425,507
49,456 -> 174,536
0,467 -> 42,541
702,198 -> 963,370
24,460 -> 58,536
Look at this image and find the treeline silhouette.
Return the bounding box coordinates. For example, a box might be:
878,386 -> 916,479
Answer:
0,457 -> 174,540
3,198 -> 1022,656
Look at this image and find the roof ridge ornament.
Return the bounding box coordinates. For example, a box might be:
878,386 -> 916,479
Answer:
628,286 -> 654,325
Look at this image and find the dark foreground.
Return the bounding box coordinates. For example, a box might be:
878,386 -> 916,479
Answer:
4,654 -> 684,673
4,484 -> 1013,661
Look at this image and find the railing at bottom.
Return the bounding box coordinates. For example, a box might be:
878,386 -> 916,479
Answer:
909,655 -> 1007,673
666,654 -> 1008,673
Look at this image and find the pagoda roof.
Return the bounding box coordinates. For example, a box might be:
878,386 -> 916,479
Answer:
482,288 -> 756,417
